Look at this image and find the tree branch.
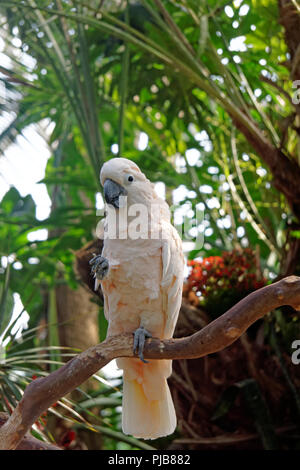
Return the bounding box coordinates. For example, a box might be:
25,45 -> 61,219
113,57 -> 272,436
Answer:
0,413 -> 61,450
0,276 -> 300,450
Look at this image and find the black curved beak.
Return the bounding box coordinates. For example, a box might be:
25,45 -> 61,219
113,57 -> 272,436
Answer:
103,178 -> 127,208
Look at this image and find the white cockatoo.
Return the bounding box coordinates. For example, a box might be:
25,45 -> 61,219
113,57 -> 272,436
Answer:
90,158 -> 184,439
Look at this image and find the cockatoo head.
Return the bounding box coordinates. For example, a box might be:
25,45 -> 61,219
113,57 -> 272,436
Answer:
100,158 -> 155,208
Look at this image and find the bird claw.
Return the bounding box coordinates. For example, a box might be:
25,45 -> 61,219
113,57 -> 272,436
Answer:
89,254 -> 109,290
133,326 -> 152,363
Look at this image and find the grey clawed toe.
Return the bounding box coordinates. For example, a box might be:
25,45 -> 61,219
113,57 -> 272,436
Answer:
133,326 -> 152,363
89,254 -> 109,290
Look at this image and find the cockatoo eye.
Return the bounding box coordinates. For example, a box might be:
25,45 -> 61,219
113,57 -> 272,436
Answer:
127,175 -> 134,183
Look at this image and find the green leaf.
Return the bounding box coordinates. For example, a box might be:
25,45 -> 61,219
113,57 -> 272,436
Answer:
291,230 -> 300,239
78,396 -> 121,409
211,385 -> 240,421
239,379 -> 277,450
0,265 -> 14,337
99,306 -> 108,343
212,378 -> 277,450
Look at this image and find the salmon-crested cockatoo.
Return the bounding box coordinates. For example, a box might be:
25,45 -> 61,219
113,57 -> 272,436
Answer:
90,158 -> 184,439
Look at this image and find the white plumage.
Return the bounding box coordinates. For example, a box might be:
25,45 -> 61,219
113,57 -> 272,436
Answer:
98,158 -> 184,439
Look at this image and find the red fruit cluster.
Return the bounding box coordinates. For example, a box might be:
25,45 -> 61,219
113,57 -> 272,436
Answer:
186,248 -> 266,299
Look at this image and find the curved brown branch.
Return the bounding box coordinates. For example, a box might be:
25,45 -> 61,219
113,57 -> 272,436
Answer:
0,276 -> 300,450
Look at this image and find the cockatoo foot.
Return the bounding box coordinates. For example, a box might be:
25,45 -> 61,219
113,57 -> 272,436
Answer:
89,254 -> 109,290
133,326 -> 152,363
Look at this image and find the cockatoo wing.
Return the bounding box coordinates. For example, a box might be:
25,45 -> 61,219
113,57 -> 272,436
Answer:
96,218 -> 105,240
102,289 -> 110,321
161,224 -> 184,339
